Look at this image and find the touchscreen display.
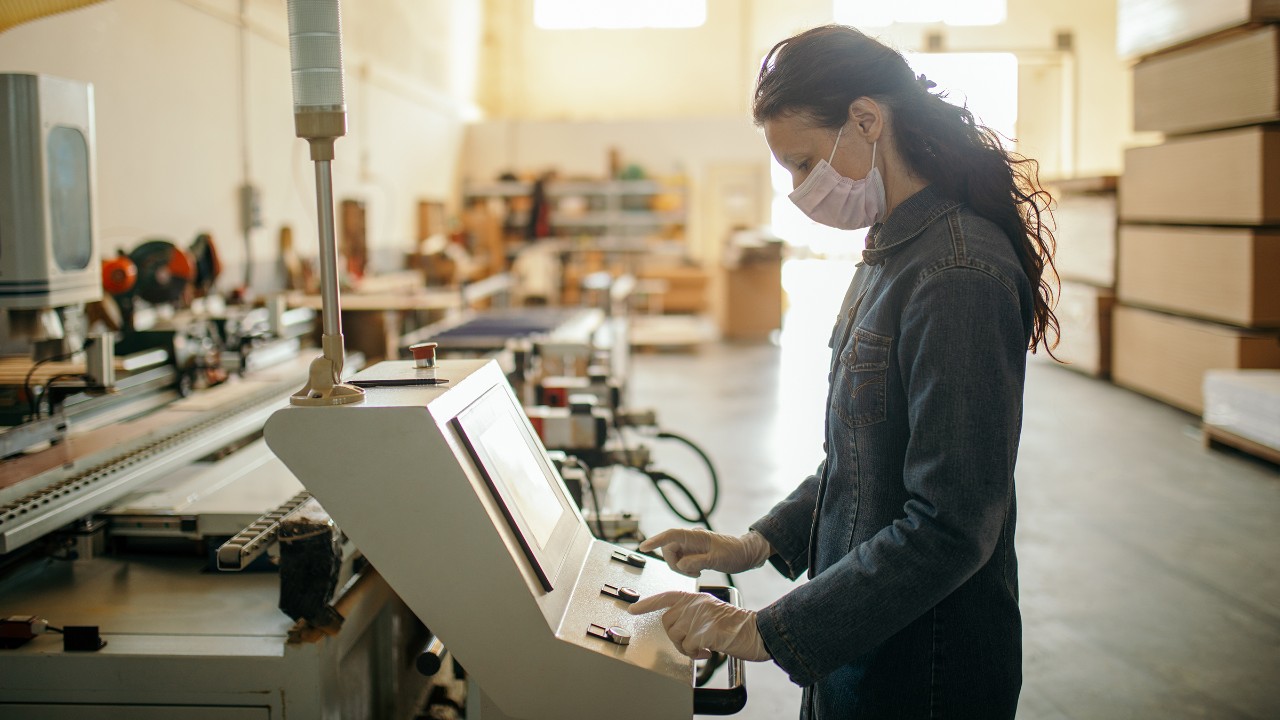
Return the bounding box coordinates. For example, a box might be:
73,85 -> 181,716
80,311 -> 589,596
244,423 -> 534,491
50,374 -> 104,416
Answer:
474,409 -> 561,547
453,385 -> 577,591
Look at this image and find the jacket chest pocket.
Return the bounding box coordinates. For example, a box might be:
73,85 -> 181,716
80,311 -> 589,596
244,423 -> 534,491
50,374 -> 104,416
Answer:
831,327 -> 891,428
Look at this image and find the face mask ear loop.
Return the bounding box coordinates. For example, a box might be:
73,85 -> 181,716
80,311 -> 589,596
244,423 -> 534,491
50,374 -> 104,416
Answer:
828,125 -> 845,164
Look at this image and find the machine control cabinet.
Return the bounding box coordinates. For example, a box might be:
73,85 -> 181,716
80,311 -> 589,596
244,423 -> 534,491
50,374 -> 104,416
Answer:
265,359 -> 746,720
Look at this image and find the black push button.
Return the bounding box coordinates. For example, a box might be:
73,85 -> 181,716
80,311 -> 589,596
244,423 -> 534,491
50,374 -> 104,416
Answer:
602,583 -> 640,603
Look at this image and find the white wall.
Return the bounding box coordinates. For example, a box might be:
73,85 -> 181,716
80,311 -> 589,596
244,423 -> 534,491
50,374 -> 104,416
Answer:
476,0 -> 1132,179
479,0 -> 755,121
0,0 -> 482,293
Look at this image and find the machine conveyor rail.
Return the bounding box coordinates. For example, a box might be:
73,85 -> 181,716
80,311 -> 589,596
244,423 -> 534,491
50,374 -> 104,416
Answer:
0,370 -> 309,554
215,491 -> 314,571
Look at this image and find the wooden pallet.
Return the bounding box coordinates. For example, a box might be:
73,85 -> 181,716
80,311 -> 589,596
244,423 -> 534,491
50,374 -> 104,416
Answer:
1203,423 -> 1280,467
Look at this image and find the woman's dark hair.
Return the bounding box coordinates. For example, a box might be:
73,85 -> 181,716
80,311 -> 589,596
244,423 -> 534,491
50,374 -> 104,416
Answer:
753,25 -> 1060,356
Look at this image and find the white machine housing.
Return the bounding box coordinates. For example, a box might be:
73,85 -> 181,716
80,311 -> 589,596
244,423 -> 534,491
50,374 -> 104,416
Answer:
265,359 -> 703,720
0,74 -> 101,309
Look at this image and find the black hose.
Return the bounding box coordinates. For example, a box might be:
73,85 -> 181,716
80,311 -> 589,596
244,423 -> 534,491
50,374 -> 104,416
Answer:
34,373 -> 90,419
24,346 -> 85,418
645,469 -> 710,527
655,430 -> 720,516
643,468 -> 735,589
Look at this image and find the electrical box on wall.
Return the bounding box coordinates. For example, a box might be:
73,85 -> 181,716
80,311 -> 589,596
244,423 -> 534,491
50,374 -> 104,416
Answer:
0,74 -> 101,309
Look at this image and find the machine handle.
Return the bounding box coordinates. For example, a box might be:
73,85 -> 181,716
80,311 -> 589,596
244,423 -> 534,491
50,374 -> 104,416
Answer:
416,634 -> 447,676
692,585 -> 748,716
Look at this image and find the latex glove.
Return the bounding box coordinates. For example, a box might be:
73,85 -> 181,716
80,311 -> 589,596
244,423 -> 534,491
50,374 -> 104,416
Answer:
628,590 -> 770,662
639,528 -> 773,577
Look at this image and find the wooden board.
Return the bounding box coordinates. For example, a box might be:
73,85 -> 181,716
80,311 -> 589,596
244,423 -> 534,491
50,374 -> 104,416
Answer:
1117,225 -> 1280,327
1112,305 -> 1280,414
1134,25 -> 1280,135
1120,126 -> 1280,225
1053,281 -> 1115,378
1051,190 -> 1117,287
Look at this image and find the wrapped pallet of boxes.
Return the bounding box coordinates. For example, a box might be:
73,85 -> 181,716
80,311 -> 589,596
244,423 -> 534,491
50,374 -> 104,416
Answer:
1112,306 -> 1280,414
1203,370 -> 1280,463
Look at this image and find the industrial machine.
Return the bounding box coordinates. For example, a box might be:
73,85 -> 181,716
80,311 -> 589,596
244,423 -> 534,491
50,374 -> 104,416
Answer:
2,1 -> 738,716
0,73 -> 101,319
0,355 -> 437,717
265,358 -> 747,719
0,6 -> 441,716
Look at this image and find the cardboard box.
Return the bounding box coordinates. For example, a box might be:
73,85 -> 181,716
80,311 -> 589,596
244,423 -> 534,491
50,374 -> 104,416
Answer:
639,265 -> 709,315
1118,225 -> 1280,327
725,254 -> 783,341
1053,281 -> 1115,378
1118,0 -> 1280,58
1134,25 -> 1280,135
1120,127 -> 1280,225
1052,190 -> 1117,287
1112,305 -> 1280,414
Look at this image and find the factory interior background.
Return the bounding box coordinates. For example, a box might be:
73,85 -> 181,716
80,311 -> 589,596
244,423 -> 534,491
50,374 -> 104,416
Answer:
0,0 -> 1277,718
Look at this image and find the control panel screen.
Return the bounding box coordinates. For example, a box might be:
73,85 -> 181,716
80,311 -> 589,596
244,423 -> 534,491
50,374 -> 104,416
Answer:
475,408 -> 561,546
453,385 -> 580,591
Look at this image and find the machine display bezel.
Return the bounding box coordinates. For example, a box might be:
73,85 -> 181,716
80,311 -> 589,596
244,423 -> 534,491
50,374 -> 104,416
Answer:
452,384 -> 581,592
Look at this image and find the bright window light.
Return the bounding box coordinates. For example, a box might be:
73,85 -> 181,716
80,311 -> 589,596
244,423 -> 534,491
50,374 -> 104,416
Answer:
833,0 -> 1006,27
535,0 -> 707,30
907,52 -> 1018,143
768,52 -> 1017,257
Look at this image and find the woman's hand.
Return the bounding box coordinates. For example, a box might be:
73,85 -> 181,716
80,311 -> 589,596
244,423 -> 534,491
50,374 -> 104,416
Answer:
639,528 -> 773,577
628,590 -> 770,661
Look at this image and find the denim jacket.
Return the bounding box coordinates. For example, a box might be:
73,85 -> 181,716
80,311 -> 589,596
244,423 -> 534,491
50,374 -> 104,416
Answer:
751,185 -> 1029,719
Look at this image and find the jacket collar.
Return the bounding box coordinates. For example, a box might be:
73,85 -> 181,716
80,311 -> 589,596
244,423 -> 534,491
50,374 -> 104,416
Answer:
862,184 -> 960,266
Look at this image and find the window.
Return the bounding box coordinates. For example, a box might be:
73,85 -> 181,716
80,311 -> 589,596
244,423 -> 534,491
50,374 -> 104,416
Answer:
833,0 -> 1006,27
47,126 -> 93,271
534,0 -> 706,30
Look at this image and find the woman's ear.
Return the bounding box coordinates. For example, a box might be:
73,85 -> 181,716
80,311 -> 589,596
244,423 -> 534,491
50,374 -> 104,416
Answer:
847,98 -> 883,142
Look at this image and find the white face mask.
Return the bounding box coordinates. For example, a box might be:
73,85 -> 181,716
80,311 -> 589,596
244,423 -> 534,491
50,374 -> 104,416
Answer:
788,125 -> 886,230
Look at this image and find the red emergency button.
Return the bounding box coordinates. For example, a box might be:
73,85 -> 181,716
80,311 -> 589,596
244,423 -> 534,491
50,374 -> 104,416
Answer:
409,342 -> 438,369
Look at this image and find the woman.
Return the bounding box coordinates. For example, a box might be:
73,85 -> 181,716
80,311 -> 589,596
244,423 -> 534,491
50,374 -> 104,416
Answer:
628,25 -> 1058,719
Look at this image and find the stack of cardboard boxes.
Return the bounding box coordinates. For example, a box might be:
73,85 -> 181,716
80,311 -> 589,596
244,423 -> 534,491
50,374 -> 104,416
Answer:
1113,0 -> 1280,415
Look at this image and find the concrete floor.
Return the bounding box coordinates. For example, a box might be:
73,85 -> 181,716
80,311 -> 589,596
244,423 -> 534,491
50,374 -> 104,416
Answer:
615,292 -> 1280,718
